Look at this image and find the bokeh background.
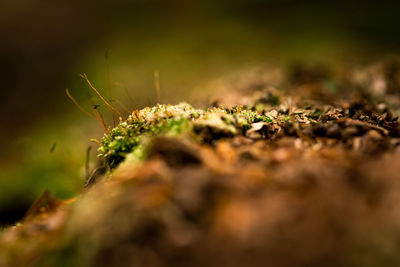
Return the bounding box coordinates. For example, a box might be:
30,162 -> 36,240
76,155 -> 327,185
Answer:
1,0 -> 400,225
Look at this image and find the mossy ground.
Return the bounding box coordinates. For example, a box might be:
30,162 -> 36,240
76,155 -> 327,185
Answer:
2,59 -> 400,267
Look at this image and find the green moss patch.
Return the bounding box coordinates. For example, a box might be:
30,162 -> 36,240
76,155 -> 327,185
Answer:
98,103 -> 274,169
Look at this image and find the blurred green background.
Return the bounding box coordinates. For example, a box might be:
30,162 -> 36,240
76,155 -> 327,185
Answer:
1,0 -> 400,225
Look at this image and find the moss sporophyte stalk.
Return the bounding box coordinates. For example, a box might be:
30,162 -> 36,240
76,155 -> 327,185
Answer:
97,103 -> 275,169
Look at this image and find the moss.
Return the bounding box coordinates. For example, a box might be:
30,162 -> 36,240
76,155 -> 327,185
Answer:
98,103 -> 280,169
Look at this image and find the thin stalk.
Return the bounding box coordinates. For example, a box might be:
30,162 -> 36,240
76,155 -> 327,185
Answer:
66,88 -> 95,119
80,73 -> 126,120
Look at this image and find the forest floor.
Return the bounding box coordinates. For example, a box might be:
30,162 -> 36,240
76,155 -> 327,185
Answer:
1,58 -> 400,267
